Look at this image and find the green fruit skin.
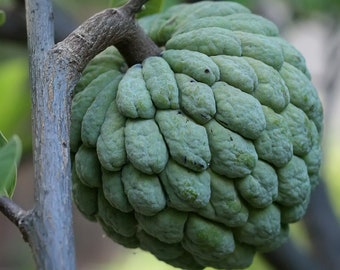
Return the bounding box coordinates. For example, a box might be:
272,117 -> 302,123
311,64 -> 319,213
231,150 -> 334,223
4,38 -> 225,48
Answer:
162,49 -> 220,86
116,64 -> 155,119
166,27 -> 242,57
71,1 -> 324,269
81,73 -> 122,147
142,56 -> 180,109
96,101 -> 126,172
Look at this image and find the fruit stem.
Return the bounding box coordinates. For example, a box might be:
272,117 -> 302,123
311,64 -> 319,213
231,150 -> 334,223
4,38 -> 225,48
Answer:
52,0 -> 161,71
114,22 -> 162,66
115,1 -> 162,66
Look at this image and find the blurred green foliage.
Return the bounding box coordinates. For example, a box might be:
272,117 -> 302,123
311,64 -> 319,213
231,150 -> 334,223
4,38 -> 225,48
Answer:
0,10 -> 5,25
137,0 -> 164,17
324,136 -> 340,219
0,50 -> 31,152
110,0 -> 164,17
0,132 -> 22,197
286,0 -> 340,16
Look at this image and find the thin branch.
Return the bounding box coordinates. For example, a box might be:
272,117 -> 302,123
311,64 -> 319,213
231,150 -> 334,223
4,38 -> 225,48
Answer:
53,1 -> 161,72
0,196 -> 31,242
114,22 -> 162,66
0,196 -> 28,227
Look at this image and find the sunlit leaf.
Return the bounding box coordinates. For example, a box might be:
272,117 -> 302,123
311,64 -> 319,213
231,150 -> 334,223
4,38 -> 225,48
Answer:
0,57 -> 31,152
0,132 -> 22,198
0,10 -> 5,26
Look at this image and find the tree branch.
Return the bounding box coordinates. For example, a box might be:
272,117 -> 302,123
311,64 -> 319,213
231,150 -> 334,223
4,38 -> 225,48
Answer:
25,0 -> 77,268
0,196 -> 25,226
0,196 -> 30,241
53,2 -> 161,72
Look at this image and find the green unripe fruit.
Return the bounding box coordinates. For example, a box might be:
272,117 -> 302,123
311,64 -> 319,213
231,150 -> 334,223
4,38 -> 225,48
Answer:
71,1 -> 323,269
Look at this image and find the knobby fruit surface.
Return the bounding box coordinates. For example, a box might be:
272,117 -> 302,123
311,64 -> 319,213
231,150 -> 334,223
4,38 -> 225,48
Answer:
71,1 -> 323,269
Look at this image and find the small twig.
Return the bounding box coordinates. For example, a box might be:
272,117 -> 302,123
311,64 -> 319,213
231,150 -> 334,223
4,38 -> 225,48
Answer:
116,0 -> 162,66
0,196 -> 30,241
0,196 -> 26,226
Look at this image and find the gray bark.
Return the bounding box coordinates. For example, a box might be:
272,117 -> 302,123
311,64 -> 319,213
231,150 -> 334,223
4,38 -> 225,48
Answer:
25,0 -> 76,268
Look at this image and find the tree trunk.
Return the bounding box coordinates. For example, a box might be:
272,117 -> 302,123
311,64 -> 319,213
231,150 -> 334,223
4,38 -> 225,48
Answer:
24,0 -> 76,268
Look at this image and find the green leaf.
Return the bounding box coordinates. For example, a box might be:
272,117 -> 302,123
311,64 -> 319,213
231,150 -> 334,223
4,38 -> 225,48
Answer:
0,10 -> 5,26
137,0 -> 164,17
0,132 -> 22,198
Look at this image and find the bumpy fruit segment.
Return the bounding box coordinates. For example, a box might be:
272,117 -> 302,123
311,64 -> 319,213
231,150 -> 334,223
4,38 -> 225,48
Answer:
71,1 -> 323,270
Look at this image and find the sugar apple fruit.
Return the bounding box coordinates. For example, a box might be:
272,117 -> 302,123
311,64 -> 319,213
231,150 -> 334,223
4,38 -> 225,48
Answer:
70,1 -> 323,269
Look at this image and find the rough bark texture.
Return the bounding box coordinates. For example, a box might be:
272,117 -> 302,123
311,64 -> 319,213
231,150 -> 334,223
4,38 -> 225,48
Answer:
25,0 -> 76,268
0,196 -> 30,241
0,0 -> 160,269
54,6 -> 161,73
